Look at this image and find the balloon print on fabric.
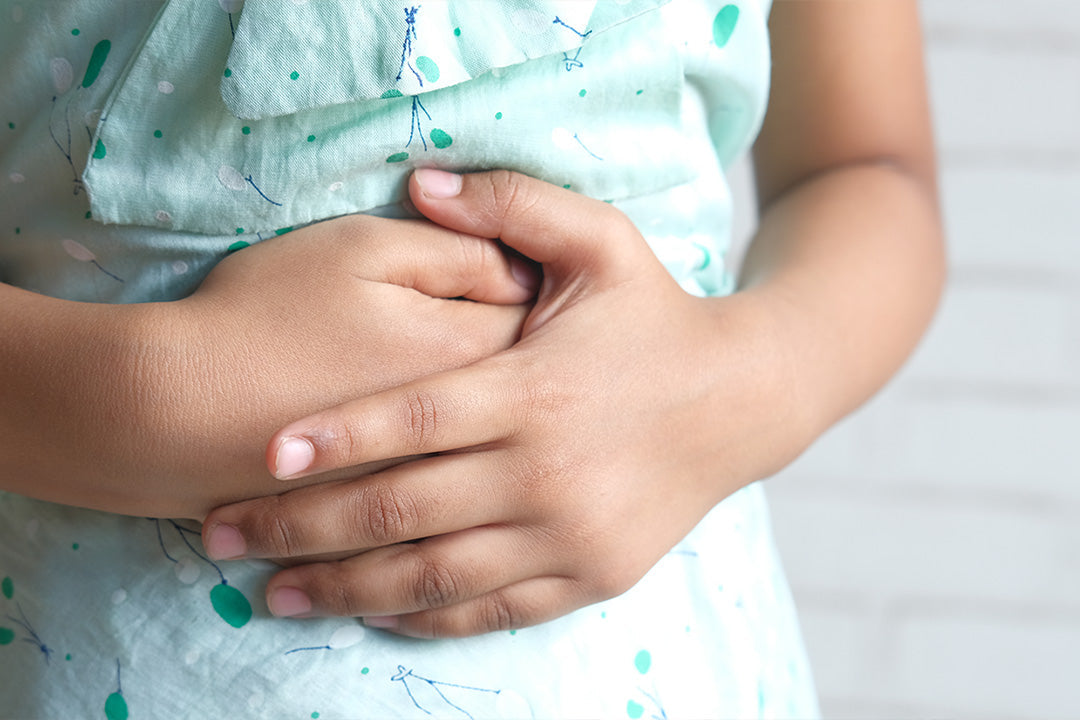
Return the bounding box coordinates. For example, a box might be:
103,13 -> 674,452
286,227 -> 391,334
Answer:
285,623 -> 366,656
151,519 -> 252,628
62,238 -> 123,282
384,6 -> 453,164
0,576 -> 52,665
103,659 -> 129,720
48,39 -> 111,195
626,649 -> 668,720
391,665 -> 501,720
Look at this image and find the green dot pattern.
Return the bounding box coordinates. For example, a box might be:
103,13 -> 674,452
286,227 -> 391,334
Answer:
712,4 -> 740,48
290,71 -> 300,80
71,28 -> 80,36
209,583 -> 252,628
104,692 -> 128,720
241,126 -> 251,135
153,130 -> 162,138
223,67 -> 232,78
1,576 -> 12,599
416,56 -> 440,83
495,112 -> 503,119
386,151 -> 409,163
429,128 -> 452,149
307,134 -> 316,142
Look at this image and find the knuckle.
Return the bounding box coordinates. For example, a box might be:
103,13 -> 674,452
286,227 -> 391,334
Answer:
355,484 -> 417,546
413,557 -> 461,610
248,496 -> 304,558
402,389 -> 440,450
486,170 -> 538,219
323,568 -> 362,617
480,591 -> 517,633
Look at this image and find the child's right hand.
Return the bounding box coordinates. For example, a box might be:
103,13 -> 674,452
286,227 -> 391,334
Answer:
0,214 -> 535,519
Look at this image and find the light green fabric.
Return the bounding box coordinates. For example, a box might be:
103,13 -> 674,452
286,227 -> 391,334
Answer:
1,2 -> 821,717
82,0 -> 769,242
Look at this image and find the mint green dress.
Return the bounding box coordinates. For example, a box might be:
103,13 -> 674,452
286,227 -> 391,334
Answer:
0,1 -> 820,717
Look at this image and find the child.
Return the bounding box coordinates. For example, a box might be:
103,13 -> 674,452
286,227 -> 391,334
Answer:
0,0 -> 942,717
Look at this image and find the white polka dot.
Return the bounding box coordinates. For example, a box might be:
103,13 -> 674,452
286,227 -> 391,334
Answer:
511,9 -> 549,36
111,588 -> 127,605
25,519 -> 39,539
154,209 -> 173,223
12,4 -> 24,23
328,625 -> 366,650
217,165 -> 247,191
84,109 -> 102,129
157,80 -> 175,95
171,260 -> 189,275
495,689 -> 532,718
328,181 -> 343,192
247,691 -> 264,709
550,127 -> 575,150
175,557 -> 200,584
50,58 -> 73,94
62,238 -> 96,261
9,172 -> 25,184
184,649 -> 201,665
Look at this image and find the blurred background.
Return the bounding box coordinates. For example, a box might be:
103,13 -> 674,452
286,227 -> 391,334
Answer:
731,0 -> 1080,716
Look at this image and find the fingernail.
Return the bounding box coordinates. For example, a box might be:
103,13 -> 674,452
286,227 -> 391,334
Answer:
205,523 -> 246,560
268,586 -> 312,617
414,168 -> 462,199
364,615 -> 399,630
274,436 -> 314,479
508,254 -> 541,293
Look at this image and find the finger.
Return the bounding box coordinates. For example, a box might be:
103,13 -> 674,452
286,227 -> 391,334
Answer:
204,451 -> 517,560
263,526 -> 546,619
267,357 -> 522,479
384,577 -> 588,639
347,216 -> 539,304
408,169 -> 652,278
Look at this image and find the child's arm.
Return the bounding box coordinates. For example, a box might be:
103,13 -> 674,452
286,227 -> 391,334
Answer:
201,0 -> 944,635
0,215 -> 533,519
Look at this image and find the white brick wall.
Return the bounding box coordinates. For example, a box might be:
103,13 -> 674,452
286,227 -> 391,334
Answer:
744,1 -> 1080,716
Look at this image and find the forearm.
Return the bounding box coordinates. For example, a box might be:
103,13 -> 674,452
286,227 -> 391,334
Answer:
0,283 -> 166,512
738,161 -> 945,437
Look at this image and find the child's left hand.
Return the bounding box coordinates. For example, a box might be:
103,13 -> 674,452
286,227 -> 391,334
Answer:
202,168 -> 813,637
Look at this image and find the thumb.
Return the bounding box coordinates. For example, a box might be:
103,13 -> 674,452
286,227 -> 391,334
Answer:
408,169 -> 651,283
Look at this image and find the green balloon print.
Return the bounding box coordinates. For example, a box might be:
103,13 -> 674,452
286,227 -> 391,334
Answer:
626,699 -> 645,719
1,576 -> 12,599
0,626 -> 15,645
416,56 -> 440,83
634,649 -> 651,674
712,5 -> 740,48
82,39 -> 112,88
387,152 -> 410,163
92,139 -> 107,159
104,692 -> 128,720
381,89 -> 404,99
429,128 -> 453,149
210,582 -> 252,628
